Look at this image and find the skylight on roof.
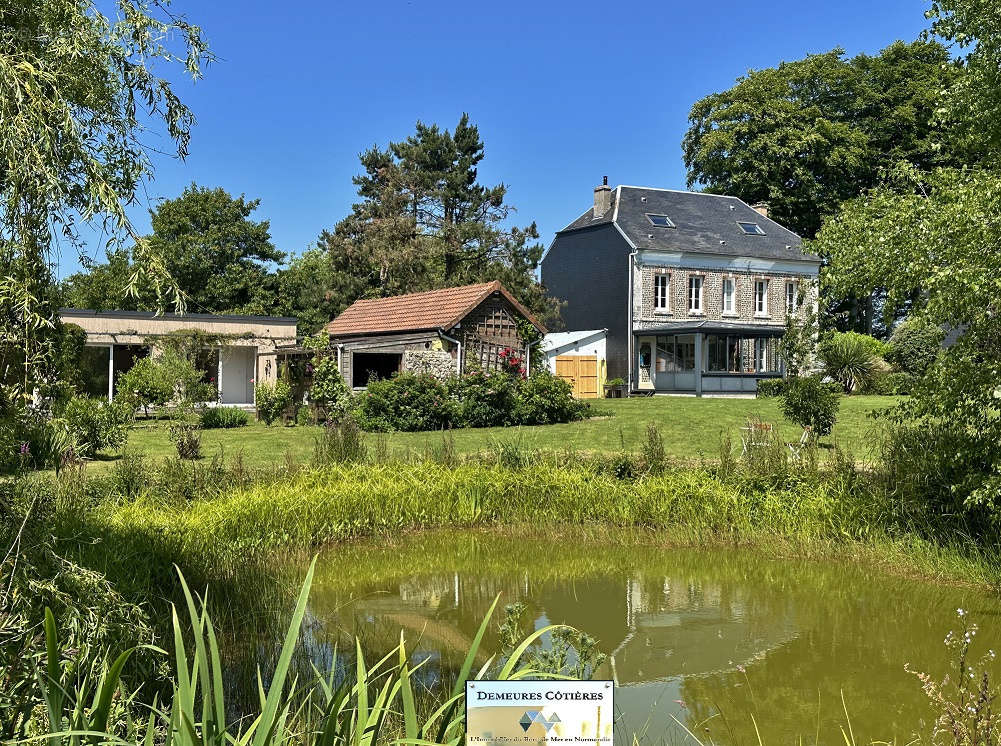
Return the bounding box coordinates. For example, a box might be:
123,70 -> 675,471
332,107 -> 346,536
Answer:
738,221 -> 766,235
646,214 -> 675,228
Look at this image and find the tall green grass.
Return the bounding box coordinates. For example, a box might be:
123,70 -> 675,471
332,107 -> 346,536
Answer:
70,456 -> 1000,596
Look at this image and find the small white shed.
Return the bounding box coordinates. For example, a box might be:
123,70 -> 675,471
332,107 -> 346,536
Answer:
541,329 -> 607,398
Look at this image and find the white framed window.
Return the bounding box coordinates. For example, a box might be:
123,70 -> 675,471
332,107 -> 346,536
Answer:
785,281 -> 798,313
755,338 -> 767,371
688,275 -> 704,313
654,273 -> 670,311
754,279 -> 769,316
722,277 -> 736,314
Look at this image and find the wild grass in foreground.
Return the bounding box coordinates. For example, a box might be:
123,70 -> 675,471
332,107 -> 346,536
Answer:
28,563 -> 1000,746
30,559 -> 576,746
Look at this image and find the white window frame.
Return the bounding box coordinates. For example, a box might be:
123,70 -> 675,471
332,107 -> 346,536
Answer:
754,279 -> 769,316
722,277 -> 736,315
755,338 -> 767,371
785,280 -> 798,313
688,275 -> 704,314
654,273 -> 670,312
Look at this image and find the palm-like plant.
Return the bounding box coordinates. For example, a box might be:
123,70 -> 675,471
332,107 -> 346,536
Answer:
818,333 -> 880,393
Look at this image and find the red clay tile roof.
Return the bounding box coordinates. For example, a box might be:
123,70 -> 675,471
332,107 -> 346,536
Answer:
326,281 -> 546,337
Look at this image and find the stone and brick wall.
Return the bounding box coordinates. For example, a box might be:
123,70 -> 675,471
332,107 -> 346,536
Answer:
632,264 -> 817,330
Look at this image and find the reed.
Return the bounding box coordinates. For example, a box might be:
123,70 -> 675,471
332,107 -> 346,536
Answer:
35,560 -> 570,746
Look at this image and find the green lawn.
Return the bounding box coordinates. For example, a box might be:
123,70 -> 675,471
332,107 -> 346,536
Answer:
100,395 -> 900,472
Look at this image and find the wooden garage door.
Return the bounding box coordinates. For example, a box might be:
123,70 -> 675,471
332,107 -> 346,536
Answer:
555,355 -> 599,398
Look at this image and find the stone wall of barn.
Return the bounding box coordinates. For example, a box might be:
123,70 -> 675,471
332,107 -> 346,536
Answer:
402,349 -> 456,380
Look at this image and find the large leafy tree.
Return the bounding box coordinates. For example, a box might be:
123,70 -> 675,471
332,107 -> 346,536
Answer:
926,0 -> 1001,154
62,185 -> 284,315
0,0 -> 209,407
272,248 -> 343,334
318,115 -> 559,323
814,166 -> 1001,523
683,40 -> 974,239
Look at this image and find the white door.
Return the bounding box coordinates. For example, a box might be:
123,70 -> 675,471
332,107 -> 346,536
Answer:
221,346 -> 254,404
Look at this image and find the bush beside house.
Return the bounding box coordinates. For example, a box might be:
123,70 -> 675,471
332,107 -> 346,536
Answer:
355,369 -> 589,432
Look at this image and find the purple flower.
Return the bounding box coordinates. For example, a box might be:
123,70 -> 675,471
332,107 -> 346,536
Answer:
19,443 -> 29,456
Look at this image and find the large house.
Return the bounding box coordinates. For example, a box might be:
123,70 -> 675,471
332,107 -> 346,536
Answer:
541,181 -> 821,395
323,281 -> 546,388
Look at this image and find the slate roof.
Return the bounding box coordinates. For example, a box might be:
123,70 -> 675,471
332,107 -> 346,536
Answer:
557,186 -> 819,263
326,281 -> 546,337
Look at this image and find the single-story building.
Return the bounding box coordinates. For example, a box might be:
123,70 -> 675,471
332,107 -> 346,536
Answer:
541,329 -> 608,399
321,281 -> 546,388
60,309 -> 297,406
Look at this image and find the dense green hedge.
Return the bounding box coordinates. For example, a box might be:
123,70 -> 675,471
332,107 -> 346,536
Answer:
354,370 -> 590,432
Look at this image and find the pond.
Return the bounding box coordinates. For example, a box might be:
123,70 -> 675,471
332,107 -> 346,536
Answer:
236,530 -> 1000,744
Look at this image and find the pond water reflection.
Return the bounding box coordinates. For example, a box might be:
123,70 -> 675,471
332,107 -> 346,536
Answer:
244,530 -> 999,744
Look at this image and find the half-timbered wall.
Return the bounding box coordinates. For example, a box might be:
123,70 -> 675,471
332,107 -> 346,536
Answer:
459,296 -> 528,373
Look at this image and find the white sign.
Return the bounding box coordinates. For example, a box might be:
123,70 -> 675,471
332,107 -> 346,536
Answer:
466,680 -> 613,745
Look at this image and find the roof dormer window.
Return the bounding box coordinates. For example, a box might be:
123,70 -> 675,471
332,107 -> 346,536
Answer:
646,214 -> 675,228
738,221 -> 766,235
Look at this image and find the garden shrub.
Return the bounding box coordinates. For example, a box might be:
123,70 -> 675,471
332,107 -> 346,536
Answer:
886,317 -> 945,376
116,352 -> 211,417
861,370 -> 915,396
779,375 -> 841,436
308,355 -> 351,422
355,373 -> 453,432
448,371 -> 519,428
884,371 -> 916,395
168,423 -> 202,459
755,378 -> 785,398
512,371 -> 589,425
58,395 -> 131,456
200,406 -> 249,429
255,379 -> 293,426
818,331 -> 885,393
353,369 -> 589,432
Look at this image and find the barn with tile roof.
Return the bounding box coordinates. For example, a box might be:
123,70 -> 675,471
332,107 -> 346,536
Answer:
322,281 -> 546,388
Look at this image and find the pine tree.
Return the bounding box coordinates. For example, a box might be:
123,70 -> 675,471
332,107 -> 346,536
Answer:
318,114 -> 559,323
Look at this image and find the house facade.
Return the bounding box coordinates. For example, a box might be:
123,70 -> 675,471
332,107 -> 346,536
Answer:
61,309 -> 297,405
322,281 -> 546,388
541,182 -> 821,395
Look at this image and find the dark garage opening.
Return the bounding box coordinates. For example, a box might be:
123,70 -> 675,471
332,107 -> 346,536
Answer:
352,352 -> 402,387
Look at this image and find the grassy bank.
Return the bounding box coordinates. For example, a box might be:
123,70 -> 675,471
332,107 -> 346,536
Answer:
96,394 -> 899,472
63,455 -> 1001,600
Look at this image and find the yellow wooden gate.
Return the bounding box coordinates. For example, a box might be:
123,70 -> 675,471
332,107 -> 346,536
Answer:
555,355 -> 599,398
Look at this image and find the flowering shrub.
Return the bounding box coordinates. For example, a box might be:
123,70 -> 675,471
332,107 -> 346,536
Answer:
448,371 -> 519,428
498,347 -> 525,377
353,369 -> 588,432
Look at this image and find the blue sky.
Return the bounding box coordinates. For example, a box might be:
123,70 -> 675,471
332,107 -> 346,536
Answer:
64,0 -> 929,279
